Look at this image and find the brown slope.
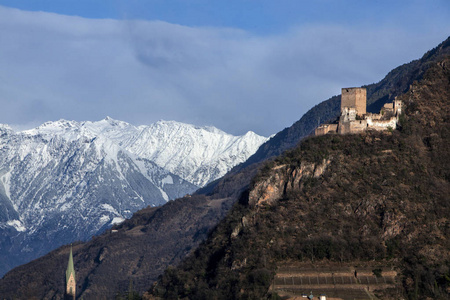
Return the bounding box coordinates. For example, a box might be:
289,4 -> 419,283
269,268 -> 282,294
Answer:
148,56 -> 450,300
0,196 -> 230,299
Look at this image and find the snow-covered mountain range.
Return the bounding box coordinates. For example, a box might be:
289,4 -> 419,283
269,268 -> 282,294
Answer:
0,117 -> 269,276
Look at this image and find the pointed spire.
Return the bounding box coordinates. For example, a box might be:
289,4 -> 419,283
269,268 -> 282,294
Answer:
66,244 -> 76,297
66,245 -> 75,283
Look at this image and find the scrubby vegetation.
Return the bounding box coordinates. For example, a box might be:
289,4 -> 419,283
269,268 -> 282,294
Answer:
148,57 -> 450,299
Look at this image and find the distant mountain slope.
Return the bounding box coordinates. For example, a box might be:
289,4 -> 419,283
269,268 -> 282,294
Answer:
149,54 -> 450,300
0,195 -> 231,299
1,38 -> 449,299
0,121 -> 197,277
0,119 -> 267,277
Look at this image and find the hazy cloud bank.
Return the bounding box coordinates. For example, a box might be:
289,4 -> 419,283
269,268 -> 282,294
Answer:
0,5 -> 448,135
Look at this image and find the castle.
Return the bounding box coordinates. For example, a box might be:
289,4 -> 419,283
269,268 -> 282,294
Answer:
315,87 -> 402,136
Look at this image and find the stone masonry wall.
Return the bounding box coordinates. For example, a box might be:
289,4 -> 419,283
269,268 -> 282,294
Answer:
341,87 -> 366,116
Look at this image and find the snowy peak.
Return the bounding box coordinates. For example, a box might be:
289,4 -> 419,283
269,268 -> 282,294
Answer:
149,120 -> 228,135
84,117 -> 138,133
21,117 -> 269,187
23,119 -> 81,134
81,117 -> 140,145
20,119 -> 94,143
0,124 -> 13,132
122,119 -> 269,186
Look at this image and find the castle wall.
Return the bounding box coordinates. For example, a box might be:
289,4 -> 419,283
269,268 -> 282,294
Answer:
383,103 -> 394,110
366,117 -> 397,130
340,107 -> 357,122
394,98 -> 402,115
355,88 -> 367,115
315,124 -> 338,136
350,120 -> 368,133
367,113 -> 378,120
338,122 -> 350,134
338,119 -> 367,134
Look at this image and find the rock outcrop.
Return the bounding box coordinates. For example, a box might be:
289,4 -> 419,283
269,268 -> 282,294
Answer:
249,159 -> 330,207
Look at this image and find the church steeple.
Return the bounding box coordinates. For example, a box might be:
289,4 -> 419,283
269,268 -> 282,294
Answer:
66,245 -> 76,299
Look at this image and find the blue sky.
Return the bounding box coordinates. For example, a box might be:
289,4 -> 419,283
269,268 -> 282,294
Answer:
0,1 -> 449,135
2,0 -> 448,34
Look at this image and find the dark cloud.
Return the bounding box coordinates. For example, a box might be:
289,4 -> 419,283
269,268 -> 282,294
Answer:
0,6 -> 448,136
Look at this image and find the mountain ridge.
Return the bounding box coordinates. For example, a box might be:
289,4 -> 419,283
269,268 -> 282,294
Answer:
1,37 -> 449,299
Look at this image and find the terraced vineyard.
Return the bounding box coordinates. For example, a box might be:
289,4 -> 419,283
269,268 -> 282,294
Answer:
272,262 -> 399,300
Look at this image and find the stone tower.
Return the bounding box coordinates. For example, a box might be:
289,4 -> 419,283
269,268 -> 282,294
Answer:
66,245 -> 76,299
341,87 -> 366,116
394,97 -> 402,115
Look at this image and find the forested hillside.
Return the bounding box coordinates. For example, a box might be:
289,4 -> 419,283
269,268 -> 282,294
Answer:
148,55 -> 450,299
